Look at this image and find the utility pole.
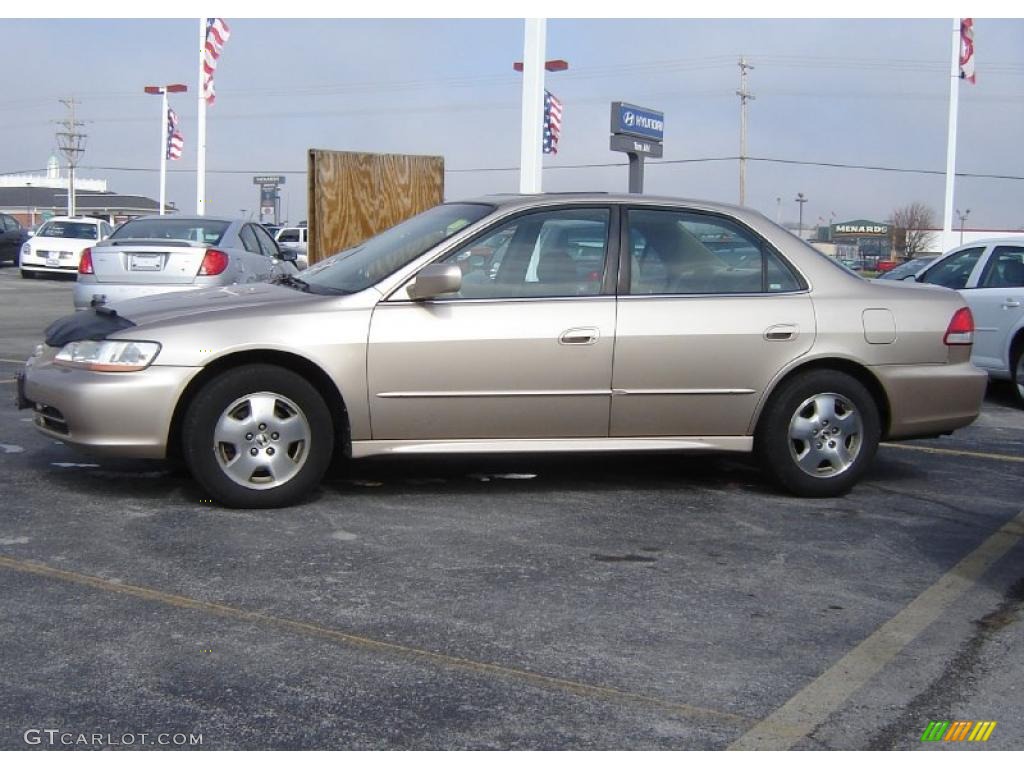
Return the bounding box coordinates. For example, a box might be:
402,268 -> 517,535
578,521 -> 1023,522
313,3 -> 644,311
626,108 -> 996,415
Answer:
55,98 -> 87,217
795,192 -> 808,240
736,57 -> 755,206
518,19 -> 547,194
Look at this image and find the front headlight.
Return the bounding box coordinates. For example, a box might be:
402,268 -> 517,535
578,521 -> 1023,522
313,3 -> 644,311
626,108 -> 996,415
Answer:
21,242 -> 30,256
54,340 -> 161,372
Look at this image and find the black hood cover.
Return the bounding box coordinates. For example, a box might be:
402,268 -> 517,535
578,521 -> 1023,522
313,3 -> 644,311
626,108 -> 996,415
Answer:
44,306 -> 136,348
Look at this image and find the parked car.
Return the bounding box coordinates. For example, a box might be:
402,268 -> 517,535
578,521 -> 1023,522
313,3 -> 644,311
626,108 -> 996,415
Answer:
21,194 -> 986,508
913,238 -> 1024,404
275,226 -> 307,255
19,216 -> 113,279
0,212 -> 29,265
876,256 -> 937,281
73,216 -> 298,310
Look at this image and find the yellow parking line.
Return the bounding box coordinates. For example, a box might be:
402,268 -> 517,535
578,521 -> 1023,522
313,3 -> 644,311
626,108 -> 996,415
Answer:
881,442 -> 1024,464
0,358 -> 26,364
0,378 -> 15,385
0,554 -> 750,727
728,508 -> 1024,750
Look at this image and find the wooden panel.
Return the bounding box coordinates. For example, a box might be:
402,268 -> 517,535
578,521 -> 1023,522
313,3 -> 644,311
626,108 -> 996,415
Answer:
307,150 -> 444,265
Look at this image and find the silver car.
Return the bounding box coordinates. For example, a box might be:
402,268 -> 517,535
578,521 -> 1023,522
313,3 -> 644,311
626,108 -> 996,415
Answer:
913,238 -> 1024,404
21,194 -> 987,508
73,216 -> 299,309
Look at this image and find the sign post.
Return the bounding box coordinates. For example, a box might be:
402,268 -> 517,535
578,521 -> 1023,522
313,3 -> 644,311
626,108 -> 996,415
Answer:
253,175 -> 285,224
609,102 -> 664,194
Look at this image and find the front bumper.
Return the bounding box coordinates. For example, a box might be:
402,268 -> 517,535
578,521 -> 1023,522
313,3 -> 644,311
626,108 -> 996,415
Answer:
873,360 -> 989,440
73,282 -> 206,310
21,352 -> 200,458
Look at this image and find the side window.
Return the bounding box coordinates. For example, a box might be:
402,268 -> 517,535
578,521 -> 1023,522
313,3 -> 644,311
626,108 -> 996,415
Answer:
253,225 -> 280,257
278,229 -> 299,243
437,208 -> 611,299
979,246 -> 1024,289
0,215 -> 13,232
626,208 -> 802,295
920,247 -> 984,289
238,225 -> 261,254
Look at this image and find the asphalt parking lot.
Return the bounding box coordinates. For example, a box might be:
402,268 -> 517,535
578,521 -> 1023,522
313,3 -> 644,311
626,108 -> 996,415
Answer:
0,264 -> 1021,750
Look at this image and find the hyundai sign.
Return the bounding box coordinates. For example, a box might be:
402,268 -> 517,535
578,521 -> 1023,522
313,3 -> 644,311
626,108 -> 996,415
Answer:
611,102 -> 664,142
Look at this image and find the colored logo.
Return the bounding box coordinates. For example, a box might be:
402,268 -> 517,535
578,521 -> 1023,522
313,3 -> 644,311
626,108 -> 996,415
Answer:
920,721 -> 997,743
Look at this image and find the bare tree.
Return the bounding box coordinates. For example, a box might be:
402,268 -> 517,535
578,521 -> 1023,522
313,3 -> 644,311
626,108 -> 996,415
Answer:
890,202 -> 937,260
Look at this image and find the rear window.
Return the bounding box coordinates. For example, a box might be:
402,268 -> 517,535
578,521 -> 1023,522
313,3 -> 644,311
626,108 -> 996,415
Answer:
111,218 -> 229,245
36,221 -> 98,240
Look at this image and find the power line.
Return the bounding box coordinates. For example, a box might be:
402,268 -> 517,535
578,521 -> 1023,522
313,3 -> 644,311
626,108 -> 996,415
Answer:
41,156 -> 1023,182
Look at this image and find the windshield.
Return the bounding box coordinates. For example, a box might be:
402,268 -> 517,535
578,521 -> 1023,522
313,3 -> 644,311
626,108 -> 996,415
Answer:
301,203 -> 494,293
878,258 -> 930,280
36,221 -> 97,240
111,218 -> 229,245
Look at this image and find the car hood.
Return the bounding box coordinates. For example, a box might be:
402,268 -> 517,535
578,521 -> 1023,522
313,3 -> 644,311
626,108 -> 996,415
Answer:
29,236 -> 96,250
109,281 -> 323,326
44,282 -> 326,346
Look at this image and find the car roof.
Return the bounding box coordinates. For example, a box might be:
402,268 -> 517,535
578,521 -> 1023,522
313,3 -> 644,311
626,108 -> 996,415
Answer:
454,192 -> 755,219
944,236 -> 1024,252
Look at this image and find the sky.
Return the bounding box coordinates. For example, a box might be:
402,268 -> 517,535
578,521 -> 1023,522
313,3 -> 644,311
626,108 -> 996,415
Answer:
1,16 -> 1022,229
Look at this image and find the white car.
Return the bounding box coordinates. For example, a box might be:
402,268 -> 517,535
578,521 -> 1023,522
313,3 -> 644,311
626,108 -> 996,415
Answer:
21,217 -> 113,279
915,237 -> 1024,404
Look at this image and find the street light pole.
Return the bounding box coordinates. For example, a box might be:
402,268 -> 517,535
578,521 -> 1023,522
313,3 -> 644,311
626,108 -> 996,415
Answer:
795,192 -> 808,240
144,84 -> 188,216
956,207 -> 970,245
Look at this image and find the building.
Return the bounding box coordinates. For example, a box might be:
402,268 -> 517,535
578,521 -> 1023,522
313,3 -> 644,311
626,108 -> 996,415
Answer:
0,156 -> 171,227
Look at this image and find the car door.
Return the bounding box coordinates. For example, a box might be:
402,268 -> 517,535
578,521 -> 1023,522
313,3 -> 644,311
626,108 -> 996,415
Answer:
966,244 -> 1024,373
366,206 -> 618,440
610,206 -> 815,437
238,224 -> 272,282
253,224 -> 292,276
0,214 -> 19,262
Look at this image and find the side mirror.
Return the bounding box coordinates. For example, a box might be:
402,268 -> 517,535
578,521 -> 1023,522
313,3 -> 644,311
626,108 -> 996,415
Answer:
408,263 -> 462,300
902,274 -> 918,281
276,247 -> 297,262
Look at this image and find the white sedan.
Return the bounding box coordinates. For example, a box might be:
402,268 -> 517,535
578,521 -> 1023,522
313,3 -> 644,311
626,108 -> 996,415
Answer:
20,217 -> 113,279
914,237 -> 1024,404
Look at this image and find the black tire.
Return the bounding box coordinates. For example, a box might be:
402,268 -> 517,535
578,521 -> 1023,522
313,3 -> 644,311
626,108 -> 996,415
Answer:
1012,344 -> 1024,408
181,364 -> 334,508
755,370 -> 881,497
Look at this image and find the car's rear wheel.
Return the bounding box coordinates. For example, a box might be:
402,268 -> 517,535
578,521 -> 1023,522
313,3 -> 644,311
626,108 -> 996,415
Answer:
756,370 -> 880,497
1012,345 -> 1024,407
182,364 -> 334,508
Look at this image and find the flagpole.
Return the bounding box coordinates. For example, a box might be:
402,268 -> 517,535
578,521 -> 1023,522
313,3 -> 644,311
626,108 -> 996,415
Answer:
196,17 -> 207,215
942,18 -> 960,249
159,89 -> 168,216
519,18 -> 546,194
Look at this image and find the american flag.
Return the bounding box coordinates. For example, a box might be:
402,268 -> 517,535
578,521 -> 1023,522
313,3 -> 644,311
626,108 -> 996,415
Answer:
166,106 -> 184,160
959,18 -> 976,84
542,90 -> 562,155
201,17 -> 231,106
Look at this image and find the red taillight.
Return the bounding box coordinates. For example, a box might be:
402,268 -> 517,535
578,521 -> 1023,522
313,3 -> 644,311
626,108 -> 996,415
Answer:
78,248 -> 93,274
198,248 -> 229,276
944,306 -> 975,345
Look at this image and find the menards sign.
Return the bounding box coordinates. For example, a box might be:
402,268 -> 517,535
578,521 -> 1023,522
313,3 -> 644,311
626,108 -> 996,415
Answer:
831,220 -> 890,238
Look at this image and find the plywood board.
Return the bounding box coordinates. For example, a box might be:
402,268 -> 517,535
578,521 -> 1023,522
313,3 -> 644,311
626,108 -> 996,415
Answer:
307,150 -> 444,265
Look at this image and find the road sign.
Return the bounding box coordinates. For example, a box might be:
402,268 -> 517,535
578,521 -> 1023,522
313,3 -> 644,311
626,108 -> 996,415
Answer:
253,175 -> 286,185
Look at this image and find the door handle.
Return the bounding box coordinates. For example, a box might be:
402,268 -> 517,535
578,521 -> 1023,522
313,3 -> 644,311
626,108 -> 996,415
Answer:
559,327 -> 599,345
764,324 -> 797,341
1002,299 -> 1021,309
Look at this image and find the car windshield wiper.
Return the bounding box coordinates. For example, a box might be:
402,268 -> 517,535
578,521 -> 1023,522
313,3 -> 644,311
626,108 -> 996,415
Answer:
271,274 -> 312,292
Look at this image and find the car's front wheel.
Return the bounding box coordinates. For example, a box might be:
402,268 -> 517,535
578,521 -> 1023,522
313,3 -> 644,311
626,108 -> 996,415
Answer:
182,364 -> 334,508
755,370 -> 881,497
1012,345 -> 1024,407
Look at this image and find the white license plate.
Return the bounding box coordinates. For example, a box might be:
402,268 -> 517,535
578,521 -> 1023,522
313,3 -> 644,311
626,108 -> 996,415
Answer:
45,255 -> 60,267
130,254 -> 163,271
